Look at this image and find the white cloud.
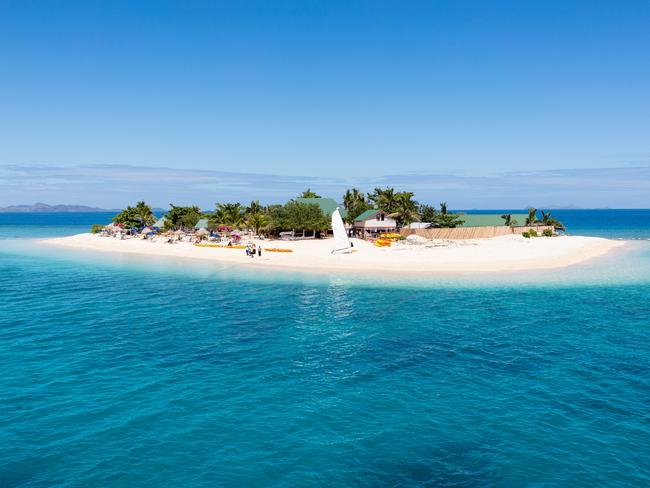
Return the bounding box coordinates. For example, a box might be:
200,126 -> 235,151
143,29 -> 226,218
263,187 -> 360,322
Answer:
1,164 -> 649,209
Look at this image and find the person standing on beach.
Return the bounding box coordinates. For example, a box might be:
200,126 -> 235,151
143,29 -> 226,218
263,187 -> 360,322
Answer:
257,245 -> 262,257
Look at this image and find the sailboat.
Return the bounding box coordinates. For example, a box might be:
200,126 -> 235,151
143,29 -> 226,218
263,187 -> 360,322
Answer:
331,207 -> 352,254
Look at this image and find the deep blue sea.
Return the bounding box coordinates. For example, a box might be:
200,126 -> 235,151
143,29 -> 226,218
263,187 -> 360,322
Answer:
1,211 -> 650,487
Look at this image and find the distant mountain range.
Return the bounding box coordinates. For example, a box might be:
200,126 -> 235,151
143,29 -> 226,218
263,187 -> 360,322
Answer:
0,203 -> 170,213
535,204 -> 583,210
0,203 -> 119,213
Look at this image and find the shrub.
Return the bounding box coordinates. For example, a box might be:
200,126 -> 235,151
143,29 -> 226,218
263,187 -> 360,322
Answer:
91,224 -> 105,234
521,231 -> 531,238
542,229 -> 553,237
528,229 -> 538,237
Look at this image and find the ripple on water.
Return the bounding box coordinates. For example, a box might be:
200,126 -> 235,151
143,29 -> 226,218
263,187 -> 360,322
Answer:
1,240 -> 650,486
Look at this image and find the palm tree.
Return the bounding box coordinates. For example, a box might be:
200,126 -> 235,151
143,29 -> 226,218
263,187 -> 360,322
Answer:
214,203 -> 244,228
343,188 -> 365,210
134,201 -> 155,227
390,192 -> 419,227
246,212 -> 269,236
502,213 -> 522,227
540,210 -> 565,231
525,207 -> 540,226
246,200 -> 263,216
501,214 -> 520,227
368,187 -> 398,213
299,189 -> 320,198
342,188 -> 371,223
419,204 -> 437,223
440,202 -> 448,215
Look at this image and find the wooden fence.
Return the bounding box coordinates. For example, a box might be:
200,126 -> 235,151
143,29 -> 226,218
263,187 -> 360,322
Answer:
400,225 -> 555,240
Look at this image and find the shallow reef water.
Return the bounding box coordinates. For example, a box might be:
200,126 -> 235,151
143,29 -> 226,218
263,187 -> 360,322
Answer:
1,212 -> 649,486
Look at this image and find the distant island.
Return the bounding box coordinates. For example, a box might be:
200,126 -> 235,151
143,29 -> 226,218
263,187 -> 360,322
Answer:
0,203 -> 118,213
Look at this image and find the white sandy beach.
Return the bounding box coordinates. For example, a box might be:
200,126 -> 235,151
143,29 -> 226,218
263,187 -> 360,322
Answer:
43,233 -> 625,274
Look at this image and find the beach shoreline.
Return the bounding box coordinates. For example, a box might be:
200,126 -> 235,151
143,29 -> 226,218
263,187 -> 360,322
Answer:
42,233 -> 626,275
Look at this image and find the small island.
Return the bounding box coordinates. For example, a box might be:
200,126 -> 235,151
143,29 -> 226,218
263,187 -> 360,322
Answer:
45,188 -> 624,274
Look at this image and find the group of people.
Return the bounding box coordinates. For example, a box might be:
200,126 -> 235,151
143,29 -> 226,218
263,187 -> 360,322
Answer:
245,243 -> 262,258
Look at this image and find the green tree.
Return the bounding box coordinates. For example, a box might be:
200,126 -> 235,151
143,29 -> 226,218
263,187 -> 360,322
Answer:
112,206 -> 139,229
389,192 -> 419,227
134,201 -> 156,227
164,204 -> 202,231
343,188 -> 364,210
525,207 -> 540,226
419,204 -> 438,223
432,213 -> 465,228
113,201 -> 155,229
367,187 -> 398,213
246,212 -> 269,235
501,214 -> 519,226
429,203 -> 464,228
540,210 -> 565,231
212,203 -> 245,228
342,188 -> 372,224
245,200 -> 263,216
299,189 -> 321,198
269,202 -> 329,233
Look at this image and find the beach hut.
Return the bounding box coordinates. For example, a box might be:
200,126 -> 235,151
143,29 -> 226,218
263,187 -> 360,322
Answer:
353,210 -> 397,238
194,218 -> 209,230
153,216 -> 167,228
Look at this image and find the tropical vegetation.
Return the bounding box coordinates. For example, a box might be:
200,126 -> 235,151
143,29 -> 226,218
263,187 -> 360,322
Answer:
299,189 -> 321,198
163,204 -> 202,231
103,189 -> 566,236
501,214 -> 518,226
427,202 -> 465,228
211,203 -> 245,228
342,188 -> 372,224
267,201 -> 329,234
525,207 -> 565,230
112,201 -> 156,229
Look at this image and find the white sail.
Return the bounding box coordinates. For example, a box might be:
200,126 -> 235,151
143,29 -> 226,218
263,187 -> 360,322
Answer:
331,207 -> 351,254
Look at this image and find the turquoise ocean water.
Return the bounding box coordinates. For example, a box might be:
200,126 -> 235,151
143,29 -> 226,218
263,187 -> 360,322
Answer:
1,211 -> 650,486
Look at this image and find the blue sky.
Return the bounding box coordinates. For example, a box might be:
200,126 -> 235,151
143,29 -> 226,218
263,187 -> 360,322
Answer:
1,1 -> 649,207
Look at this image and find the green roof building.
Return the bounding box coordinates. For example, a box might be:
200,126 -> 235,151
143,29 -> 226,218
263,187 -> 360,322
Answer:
353,209 -> 380,222
294,197 -> 347,218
